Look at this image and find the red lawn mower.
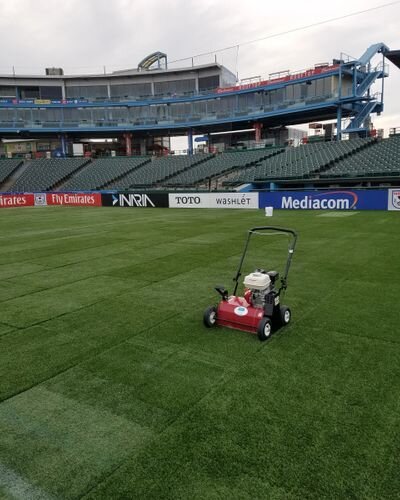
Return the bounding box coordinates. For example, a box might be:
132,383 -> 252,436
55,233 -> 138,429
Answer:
203,226 -> 298,341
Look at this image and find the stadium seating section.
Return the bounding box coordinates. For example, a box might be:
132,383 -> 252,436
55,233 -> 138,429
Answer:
107,154 -> 213,189
0,159 -> 22,183
9,158 -> 89,192
165,149 -> 282,186
61,157 -> 150,190
321,134 -> 400,177
1,135 -> 400,192
228,138 -> 375,183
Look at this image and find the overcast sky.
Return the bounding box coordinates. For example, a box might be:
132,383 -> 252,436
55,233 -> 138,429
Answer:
0,0 -> 399,135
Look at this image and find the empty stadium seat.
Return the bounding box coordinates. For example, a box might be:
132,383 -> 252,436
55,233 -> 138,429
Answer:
321,135 -> 400,178
9,158 -> 90,192
0,159 -> 22,184
61,157 -> 150,190
107,154 -> 213,189
165,149 -> 280,186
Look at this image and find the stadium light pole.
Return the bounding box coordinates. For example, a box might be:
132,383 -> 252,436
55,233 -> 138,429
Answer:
187,129 -> 193,155
337,62 -> 343,141
60,133 -> 67,157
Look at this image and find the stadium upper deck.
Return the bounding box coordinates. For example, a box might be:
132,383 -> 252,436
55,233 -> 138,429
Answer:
0,43 -> 399,153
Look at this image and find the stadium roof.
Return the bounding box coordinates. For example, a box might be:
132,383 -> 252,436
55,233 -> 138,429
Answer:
385,50 -> 400,70
138,51 -> 167,70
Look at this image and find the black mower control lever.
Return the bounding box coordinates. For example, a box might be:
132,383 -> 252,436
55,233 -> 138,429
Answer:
215,285 -> 228,300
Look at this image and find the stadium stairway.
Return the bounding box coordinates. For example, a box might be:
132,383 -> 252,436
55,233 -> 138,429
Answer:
214,148 -> 285,188
219,138 -> 378,185
104,153 -> 214,190
100,158 -> 152,189
0,159 -> 24,192
316,138 -> 378,177
164,149 -> 284,188
154,154 -> 216,186
61,157 -> 152,191
8,158 -> 92,193
321,134 -> 400,178
54,159 -> 93,191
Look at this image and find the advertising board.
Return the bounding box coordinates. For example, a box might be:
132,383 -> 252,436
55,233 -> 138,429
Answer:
388,189 -> 400,211
46,192 -> 102,206
168,192 -> 259,209
101,192 -> 169,208
259,190 -> 388,211
0,193 -> 34,208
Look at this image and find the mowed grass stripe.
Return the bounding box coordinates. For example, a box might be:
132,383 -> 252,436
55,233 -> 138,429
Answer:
0,207 -> 399,499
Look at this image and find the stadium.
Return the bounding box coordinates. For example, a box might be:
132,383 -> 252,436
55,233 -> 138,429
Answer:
0,1 -> 400,498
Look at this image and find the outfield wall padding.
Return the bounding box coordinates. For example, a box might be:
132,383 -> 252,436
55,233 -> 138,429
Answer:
259,189 -> 390,211
0,189 -> 398,210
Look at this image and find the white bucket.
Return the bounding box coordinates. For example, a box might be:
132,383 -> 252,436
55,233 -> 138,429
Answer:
265,206 -> 274,217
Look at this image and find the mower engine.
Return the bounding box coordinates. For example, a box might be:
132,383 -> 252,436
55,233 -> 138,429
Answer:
243,271 -> 273,308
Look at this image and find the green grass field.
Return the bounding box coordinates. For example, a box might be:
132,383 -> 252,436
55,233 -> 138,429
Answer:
0,207 -> 399,499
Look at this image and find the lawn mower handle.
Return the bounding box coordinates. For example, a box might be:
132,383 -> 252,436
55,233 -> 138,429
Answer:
233,226 -> 298,295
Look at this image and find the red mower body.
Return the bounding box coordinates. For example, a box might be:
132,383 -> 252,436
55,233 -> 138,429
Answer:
217,295 -> 264,333
216,296 -> 264,334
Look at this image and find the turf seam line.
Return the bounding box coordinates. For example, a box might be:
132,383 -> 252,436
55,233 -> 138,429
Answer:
0,311 -> 180,405
2,228 -> 240,273
125,337 -> 232,371
0,281 -> 49,304
78,368 -> 234,500
0,244 -> 243,328
0,217 -> 141,242
324,329 -> 400,347
3,225 -> 223,268
0,293 -> 124,335
0,320 -> 19,329
0,274 -> 152,306
79,332 -> 268,499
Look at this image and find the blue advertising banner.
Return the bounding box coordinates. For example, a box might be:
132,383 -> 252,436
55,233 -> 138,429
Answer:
259,189 -> 388,211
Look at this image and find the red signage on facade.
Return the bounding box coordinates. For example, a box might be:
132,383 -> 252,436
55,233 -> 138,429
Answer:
46,192 -> 102,206
0,193 -> 34,208
216,65 -> 339,94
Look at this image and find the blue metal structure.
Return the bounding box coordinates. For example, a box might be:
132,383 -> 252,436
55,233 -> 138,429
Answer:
339,42 -> 391,137
0,43 -> 397,142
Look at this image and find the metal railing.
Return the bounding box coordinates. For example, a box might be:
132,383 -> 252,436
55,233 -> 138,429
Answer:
0,95 -> 337,129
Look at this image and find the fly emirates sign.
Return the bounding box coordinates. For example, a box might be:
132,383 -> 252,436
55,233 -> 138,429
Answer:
0,194 -> 34,208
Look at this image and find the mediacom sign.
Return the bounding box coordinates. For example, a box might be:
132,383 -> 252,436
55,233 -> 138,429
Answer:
259,190 -> 388,211
169,192 -> 259,209
46,192 -> 102,206
0,193 -> 34,208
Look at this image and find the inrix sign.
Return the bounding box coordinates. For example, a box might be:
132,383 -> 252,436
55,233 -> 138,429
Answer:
112,193 -> 155,207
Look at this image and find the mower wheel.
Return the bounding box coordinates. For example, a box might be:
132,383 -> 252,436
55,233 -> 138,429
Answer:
280,306 -> 291,326
257,317 -> 273,341
203,306 -> 217,328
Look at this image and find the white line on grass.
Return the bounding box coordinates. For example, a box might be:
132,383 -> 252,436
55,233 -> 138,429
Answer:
317,212 -> 359,217
0,463 -> 56,500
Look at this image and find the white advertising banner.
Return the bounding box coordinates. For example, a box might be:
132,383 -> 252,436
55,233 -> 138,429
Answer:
168,192 -> 259,209
388,189 -> 400,211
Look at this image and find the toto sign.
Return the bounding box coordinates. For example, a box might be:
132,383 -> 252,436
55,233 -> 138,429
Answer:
168,192 -> 259,209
